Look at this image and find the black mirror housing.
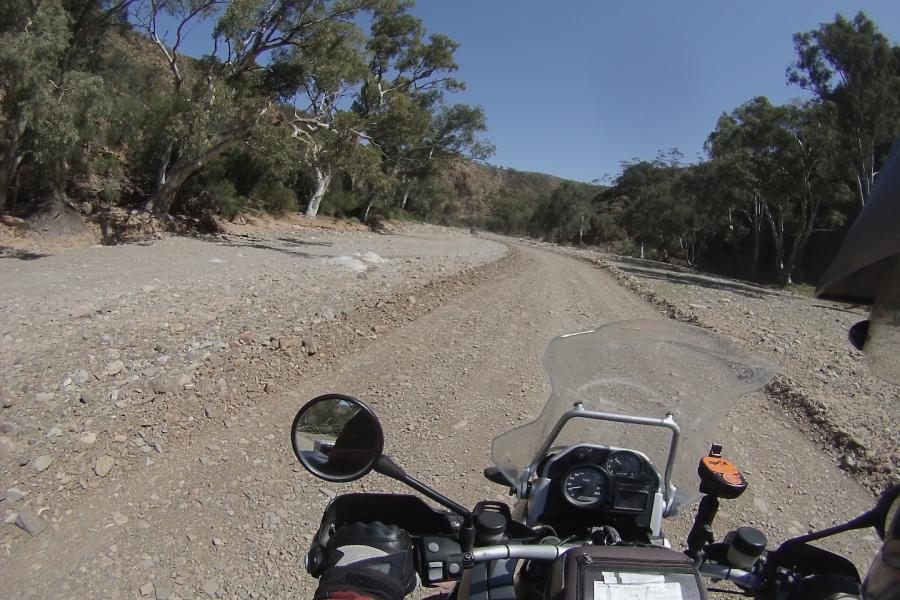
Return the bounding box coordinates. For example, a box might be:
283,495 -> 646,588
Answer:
291,393 -> 384,483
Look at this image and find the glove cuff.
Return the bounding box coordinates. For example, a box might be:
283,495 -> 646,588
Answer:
314,566 -> 407,600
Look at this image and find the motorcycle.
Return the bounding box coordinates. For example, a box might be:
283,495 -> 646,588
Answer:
291,319 -> 895,599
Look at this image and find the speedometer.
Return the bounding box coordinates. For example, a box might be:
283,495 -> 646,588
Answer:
562,466 -> 609,508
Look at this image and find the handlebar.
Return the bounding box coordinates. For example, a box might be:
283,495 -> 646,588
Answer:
698,563 -> 758,588
469,544 -> 578,562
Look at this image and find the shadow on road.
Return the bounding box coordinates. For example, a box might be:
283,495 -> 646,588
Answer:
614,261 -> 778,300
213,234 -> 332,259
0,246 -> 48,260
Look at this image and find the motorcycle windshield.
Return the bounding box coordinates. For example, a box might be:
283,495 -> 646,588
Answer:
491,320 -> 777,511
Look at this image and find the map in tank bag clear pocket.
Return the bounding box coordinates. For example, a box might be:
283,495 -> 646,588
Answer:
594,572 -> 683,600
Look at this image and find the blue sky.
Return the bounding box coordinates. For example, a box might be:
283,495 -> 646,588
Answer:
151,1 -> 900,183
409,1 -> 900,182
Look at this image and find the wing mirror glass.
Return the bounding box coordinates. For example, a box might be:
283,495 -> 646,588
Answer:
291,394 -> 384,482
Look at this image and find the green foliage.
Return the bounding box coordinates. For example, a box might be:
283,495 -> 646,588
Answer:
252,178 -> 297,215
203,180 -> 247,221
788,12 -> 900,205
320,188 -> 365,219
489,195 -> 537,235
528,182 -> 594,245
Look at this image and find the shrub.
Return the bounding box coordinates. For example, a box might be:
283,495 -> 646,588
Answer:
253,178 -> 297,215
204,181 -> 246,221
321,189 -> 365,219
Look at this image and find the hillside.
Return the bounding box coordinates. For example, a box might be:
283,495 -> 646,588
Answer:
440,160 -> 566,215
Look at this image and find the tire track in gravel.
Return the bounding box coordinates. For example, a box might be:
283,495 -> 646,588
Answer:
0,243 -> 879,600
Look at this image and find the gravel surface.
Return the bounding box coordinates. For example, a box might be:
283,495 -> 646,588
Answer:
0,230 -> 885,599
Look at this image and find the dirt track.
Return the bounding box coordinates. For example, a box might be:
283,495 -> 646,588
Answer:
0,231 -> 881,599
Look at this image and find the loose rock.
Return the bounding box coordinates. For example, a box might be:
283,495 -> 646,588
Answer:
15,507 -> 48,537
303,336 -> 318,356
73,369 -> 91,385
149,374 -> 178,394
70,304 -> 94,319
94,455 -> 114,477
33,454 -> 53,473
6,487 -> 26,503
107,360 -> 124,376
202,581 -> 219,596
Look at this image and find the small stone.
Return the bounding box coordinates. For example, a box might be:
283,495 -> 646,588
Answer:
171,323 -> 186,333
46,427 -> 63,438
451,419 -> 468,431
149,375 -> 178,395
79,390 -> 96,404
36,392 -> 56,402
0,422 -> 17,435
303,336 -> 318,356
107,360 -> 124,376
277,337 -> 296,350
204,406 -> 224,420
73,369 -> 91,385
406,295 -> 417,305
175,372 -> 192,388
140,582 -> 154,597
238,331 -> 256,344
5,487 -> 26,503
33,454 -> 53,472
94,455 -> 114,477
212,537 -> 223,547
70,304 -> 94,319
202,581 -> 219,596
79,432 -> 97,446
318,486 -> 336,499
0,435 -> 18,458
155,585 -> 172,600
111,511 -> 128,525
15,508 -> 47,537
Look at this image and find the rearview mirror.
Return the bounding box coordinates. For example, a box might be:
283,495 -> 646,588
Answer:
291,394 -> 383,482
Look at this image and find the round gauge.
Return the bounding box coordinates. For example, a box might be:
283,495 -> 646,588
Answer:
562,466 -> 609,508
606,451 -> 643,478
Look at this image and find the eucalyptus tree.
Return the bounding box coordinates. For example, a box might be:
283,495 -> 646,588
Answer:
788,12 -> 900,206
706,97 -> 787,278
707,97 -> 850,285
129,0 -> 381,218
353,0 -> 492,217
0,0 -> 133,211
268,16 -> 371,215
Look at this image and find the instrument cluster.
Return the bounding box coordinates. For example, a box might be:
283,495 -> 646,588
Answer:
541,445 -> 659,515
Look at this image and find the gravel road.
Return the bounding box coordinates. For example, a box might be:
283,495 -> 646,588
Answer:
0,230 -> 883,599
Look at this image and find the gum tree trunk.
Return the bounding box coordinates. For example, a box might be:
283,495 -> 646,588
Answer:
305,166 -> 332,217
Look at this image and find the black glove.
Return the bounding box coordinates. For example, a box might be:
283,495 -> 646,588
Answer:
314,522 -> 417,600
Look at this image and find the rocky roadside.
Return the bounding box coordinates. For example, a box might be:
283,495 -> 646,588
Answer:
0,224 -> 508,549
534,242 -> 898,495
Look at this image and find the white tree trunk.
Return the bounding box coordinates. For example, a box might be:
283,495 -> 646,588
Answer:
305,166 -> 332,217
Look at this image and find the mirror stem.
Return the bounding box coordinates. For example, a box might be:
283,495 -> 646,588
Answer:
779,511 -> 875,549
375,455 -> 473,521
